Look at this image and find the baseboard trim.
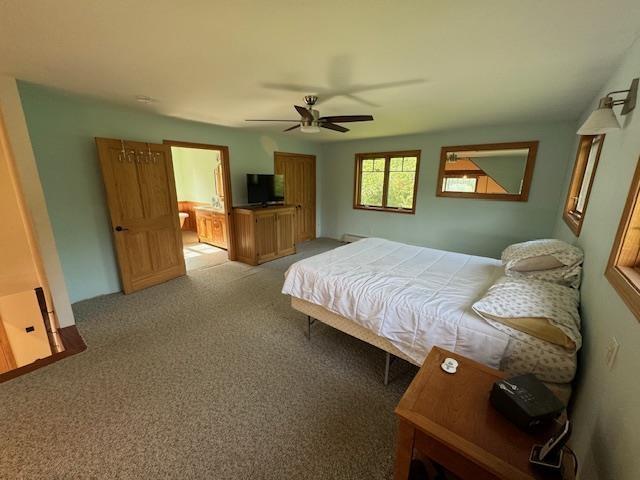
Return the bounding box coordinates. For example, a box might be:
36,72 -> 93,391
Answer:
0,325 -> 86,383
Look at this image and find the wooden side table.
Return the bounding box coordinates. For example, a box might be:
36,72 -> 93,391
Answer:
394,347 -> 571,480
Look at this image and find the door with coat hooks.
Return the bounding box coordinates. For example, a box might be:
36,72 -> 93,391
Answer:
95,137 -> 186,294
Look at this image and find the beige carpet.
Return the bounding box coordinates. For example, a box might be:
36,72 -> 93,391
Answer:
0,238 -> 417,480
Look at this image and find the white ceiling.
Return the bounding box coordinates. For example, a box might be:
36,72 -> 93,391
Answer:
1,0 -> 639,142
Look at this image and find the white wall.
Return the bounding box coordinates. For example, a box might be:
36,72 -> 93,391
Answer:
553,36 -> 640,479
0,76 -> 74,327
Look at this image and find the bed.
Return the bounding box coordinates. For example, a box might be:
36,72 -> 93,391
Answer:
282,237 -> 575,401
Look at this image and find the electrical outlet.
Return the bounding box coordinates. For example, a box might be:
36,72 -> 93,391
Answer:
605,337 -> 620,370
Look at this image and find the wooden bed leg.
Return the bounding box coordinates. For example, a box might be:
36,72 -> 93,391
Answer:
384,352 -> 392,386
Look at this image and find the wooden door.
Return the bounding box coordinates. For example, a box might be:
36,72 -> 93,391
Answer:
255,212 -> 278,263
274,152 -> 316,242
276,208 -> 296,256
96,138 -> 185,294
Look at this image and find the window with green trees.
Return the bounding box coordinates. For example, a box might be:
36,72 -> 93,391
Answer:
354,150 -> 421,213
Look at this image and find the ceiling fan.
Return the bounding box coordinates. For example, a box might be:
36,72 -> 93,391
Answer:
245,95 -> 373,133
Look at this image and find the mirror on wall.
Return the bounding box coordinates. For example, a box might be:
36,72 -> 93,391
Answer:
437,141 -> 538,201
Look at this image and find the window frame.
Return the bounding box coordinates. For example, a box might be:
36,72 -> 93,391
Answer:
562,135 -> 605,236
353,150 -> 421,214
606,155 -> 640,322
436,141 -> 538,201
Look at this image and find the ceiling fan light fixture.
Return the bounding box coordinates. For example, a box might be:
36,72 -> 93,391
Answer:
245,95 -> 373,134
300,124 -> 320,133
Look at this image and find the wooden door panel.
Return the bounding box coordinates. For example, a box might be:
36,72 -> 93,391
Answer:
123,231 -> 154,277
97,138 -> 186,294
138,156 -> 173,218
302,158 -> 315,241
205,217 -> 213,241
112,150 -> 145,222
211,216 -> 224,244
256,213 -> 277,262
276,210 -> 296,255
275,152 -> 315,243
151,227 -> 183,270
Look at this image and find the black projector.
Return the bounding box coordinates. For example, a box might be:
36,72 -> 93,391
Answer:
490,374 -> 565,431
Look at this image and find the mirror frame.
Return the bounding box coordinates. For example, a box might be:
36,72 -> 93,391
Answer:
437,141 -> 538,202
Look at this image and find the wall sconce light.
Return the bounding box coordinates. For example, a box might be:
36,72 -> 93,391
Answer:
577,78 -> 638,135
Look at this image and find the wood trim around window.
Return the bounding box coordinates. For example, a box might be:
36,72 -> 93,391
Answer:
353,150 -> 421,214
436,141 -> 538,201
562,135 -> 605,236
606,156 -> 640,322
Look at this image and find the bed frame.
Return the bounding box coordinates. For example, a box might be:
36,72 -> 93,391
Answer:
291,297 -> 417,385
291,296 -> 573,402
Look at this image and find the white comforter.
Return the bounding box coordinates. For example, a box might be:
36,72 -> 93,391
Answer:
282,237 -> 510,368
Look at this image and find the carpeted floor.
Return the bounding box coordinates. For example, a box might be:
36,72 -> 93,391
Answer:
0,238 -> 418,480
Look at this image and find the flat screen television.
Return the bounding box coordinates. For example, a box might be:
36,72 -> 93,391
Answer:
246,174 -> 285,204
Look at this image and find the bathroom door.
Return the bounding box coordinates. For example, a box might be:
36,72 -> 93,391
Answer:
96,138 -> 185,294
274,152 -> 316,242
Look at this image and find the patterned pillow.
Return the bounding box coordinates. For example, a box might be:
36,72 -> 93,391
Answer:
501,239 -> 584,288
473,276 -> 581,351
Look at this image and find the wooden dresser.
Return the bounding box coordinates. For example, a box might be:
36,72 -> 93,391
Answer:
233,204 -> 296,265
194,207 -> 227,249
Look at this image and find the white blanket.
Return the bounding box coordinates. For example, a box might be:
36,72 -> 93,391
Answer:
282,237 -> 510,368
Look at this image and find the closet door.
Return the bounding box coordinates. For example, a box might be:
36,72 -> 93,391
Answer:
96,138 -> 185,294
274,152 -> 316,242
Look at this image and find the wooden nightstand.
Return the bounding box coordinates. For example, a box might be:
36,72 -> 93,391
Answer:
394,347 -> 573,480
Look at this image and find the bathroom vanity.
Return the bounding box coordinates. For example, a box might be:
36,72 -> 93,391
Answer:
194,206 -> 227,249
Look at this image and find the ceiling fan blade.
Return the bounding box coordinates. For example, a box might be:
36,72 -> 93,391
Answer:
261,82 -> 326,93
321,122 -> 349,133
320,115 -> 374,123
294,105 -> 313,121
283,124 -> 300,132
245,119 -> 300,122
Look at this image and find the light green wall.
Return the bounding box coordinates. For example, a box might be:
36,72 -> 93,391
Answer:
473,154 -> 527,193
172,147 -> 219,203
552,37 -> 640,480
18,82 -> 322,303
320,122 -> 574,258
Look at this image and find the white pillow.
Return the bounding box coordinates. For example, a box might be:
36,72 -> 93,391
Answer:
501,239 -> 583,288
473,276 -> 581,350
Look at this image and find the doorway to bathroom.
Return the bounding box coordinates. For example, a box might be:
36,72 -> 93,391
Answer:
163,140 -> 236,272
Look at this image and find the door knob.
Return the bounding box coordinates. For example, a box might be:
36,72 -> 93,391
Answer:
115,225 -> 129,232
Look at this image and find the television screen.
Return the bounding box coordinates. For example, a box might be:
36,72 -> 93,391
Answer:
246,174 -> 285,204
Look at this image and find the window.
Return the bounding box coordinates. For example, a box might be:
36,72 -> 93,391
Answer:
606,156 -> 640,322
563,135 -> 604,235
443,176 -> 478,193
354,150 -> 421,213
